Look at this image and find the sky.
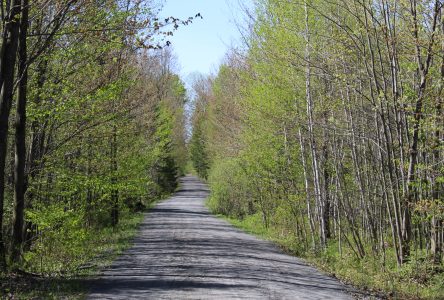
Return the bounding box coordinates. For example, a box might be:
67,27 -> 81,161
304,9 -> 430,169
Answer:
159,0 -> 251,78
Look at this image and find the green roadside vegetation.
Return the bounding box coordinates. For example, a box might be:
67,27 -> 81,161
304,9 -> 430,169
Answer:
0,191 -> 176,299
0,1 -> 192,297
190,1 -> 444,299
0,210 -> 143,299
208,201 -> 444,300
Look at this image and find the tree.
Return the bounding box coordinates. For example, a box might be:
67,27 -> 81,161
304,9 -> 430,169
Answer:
194,1 -> 444,285
0,0 -> 195,272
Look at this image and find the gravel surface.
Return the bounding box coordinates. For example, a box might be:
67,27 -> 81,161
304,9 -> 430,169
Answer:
87,175 -> 354,299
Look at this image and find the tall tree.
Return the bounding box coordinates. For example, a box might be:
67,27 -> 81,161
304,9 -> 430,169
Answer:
0,0 -> 22,270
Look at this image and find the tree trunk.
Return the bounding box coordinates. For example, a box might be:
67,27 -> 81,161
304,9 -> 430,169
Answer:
23,58 -> 48,251
11,0 -> 29,265
299,128 -> 316,251
0,0 -> 22,271
431,5 -> 444,264
111,124 -> 118,227
304,0 -> 326,248
404,0 -> 440,262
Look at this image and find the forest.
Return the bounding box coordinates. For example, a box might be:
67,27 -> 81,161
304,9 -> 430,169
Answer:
0,0 -> 194,283
190,0 -> 444,298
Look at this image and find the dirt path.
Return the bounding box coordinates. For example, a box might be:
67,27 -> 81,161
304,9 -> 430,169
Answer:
87,176 -> 354,299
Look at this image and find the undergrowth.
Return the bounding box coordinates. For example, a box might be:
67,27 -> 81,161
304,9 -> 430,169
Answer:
0,211 -> 144,299
216,209 -> 444,300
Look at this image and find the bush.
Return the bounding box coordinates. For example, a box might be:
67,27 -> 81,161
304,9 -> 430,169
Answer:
207,158 -> 253,218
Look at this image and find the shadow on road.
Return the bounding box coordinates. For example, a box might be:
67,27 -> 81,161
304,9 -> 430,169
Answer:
87,175 -> 356,299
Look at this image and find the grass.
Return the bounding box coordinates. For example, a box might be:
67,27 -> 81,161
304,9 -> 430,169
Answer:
215,210 -> 444,300
0,189 -> 175,300
0,211 -> 145,299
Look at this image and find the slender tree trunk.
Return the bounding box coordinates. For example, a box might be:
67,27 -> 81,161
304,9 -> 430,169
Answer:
431,5 -> 444,264
111,124 -> 118,227
304,0 -> 326,247
299,129 -> 316,251
23,58 -> 48,251
0,0 -> 22,271
11,0 -> 28,265
404,0 -> 440,261
27,58 -> 48,182
321,78 -> 331,240
86,133 -> 93,226
321,129 -> 330,240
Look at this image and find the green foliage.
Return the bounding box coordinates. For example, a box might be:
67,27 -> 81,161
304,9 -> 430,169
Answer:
207,158 -> 252,218
24,203 -> 89,274
23,205 -> 146,276
1,5 -> 187,278
221,212 -> 444,299
192,0 -> 444,298
1,211 -> 144,298
190,121 -> 210,179
152,104 -> 180,192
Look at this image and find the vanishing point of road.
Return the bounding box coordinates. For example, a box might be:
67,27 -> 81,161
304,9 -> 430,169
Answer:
87,176 -> 354,299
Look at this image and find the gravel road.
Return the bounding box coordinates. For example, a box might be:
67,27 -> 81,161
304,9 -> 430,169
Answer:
87,175 -> 354,299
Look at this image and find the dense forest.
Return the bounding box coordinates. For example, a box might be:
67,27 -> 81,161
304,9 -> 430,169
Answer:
191,0 -> 444,297
0,0 -> 192,276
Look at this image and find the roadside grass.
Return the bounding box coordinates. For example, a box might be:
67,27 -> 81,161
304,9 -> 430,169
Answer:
213,209 -> 444,300
0,211 -> 145,299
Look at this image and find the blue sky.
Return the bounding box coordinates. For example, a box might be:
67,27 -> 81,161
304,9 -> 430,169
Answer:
160,0 -> 251,78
